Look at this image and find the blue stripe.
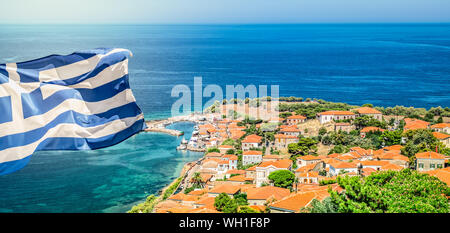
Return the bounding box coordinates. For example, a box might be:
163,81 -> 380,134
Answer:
0,118 -> 145,176
14,48 -> 130,83
0,64 -> 8,84
22,75 -> 130,118
0,96 -> 12,124
41,52 -> 128,86
0,155 -> 31,176
0,102 -> 142,150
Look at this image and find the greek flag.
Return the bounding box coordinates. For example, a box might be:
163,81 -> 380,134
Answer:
0,48 -> 146,175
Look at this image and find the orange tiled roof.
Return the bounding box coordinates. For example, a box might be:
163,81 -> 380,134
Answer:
404,118 -> 430,131
243,150 -> 263,155
274,134 -> 298,139
248,205 -> 266,212
269,191 -> 321,212
433,132 -> 450,140
219,145 -> 234,149
383,145 -> 403,151
380,163 -> 403,171
245,186 -> 291,201
280,125 -> 302,132
361,126 -> 385,133
226,169 -> 246,175
431,123 -> 450,129
242,134 -> 262,143
227,174 -> 247,182
415,151 -> 446,160
208,184 -> 241,195
295,163 -> 317,173
257,159 -> 292,169
329,161 -> 358,169
318,111 -> 355,116
424,167 -> 450,186
297,171 -> 319,178
353,107 -> 382,114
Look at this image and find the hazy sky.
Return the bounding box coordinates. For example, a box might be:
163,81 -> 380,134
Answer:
1,0 -> 449,24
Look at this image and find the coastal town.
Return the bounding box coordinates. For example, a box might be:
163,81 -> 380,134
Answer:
129,98 -> 450,213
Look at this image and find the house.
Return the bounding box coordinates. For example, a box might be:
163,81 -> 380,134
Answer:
218,145 -> 234,154
334,122 -> 355,133
245,165 -> 258,180
255,159 -> 292,187
403,118 -> 429,131
317,111 -> 356,124
221,154 -> 238,170
415,151 -> 446,171
328,161 -> 358,176
268,185 -> 342,213
431,123 -> 450,134
274,134 -> 298,150
226,174 -> 247,185
245,186 -> 291,205
296,171 -> 320,184
296,155 -> 322,168
241,134 -> 262,151
225,169 -> 246,179
286,115 -> 306,125
360,126 -> 385,138
353,107 -> 383,121
208,184 -> 241,197
242,150 -> 263,166
424,167 -> 450,186
280,125 -> 302,137
432,132 -> 450,147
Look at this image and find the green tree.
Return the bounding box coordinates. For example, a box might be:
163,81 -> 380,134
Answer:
379,130 -> 403,146
233,193 -> 248,206
329,169 -> 450,213
268,170 -> 295,189
226,149 -> 235,155
221,138 -> 235,146
207,147 -> 220,153
303,197 -> 338,213
288,137 -> 318,156
214,193 -> 238,213
238,206 -> 259,213
191,172 -> 204,188
401,129 -> 442,159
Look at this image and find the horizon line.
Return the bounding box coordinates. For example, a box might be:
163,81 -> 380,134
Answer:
1,22 -> 450,26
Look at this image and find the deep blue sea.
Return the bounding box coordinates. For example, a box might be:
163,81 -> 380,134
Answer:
0,24 -> 449,212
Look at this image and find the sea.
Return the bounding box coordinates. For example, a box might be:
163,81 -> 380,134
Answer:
0,24 -> 449,212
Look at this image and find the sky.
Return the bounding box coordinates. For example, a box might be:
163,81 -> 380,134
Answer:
1,0 -> 449,24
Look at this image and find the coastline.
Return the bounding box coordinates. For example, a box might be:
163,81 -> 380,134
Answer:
128,97 -> 450,213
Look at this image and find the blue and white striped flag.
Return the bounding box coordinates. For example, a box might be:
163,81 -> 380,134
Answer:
0,48 -> 146,175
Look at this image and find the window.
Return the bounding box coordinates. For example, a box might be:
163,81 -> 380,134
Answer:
418,163 -> 424,168
430,164 -> 435,169
437,164 -> 443,169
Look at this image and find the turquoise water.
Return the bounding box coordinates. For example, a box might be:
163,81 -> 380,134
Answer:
0,122 -> 202,213
0,24 -> 449,212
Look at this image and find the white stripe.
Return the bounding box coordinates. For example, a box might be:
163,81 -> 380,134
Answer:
0,114 -> 144,163
40,59 -> 128,99
5,63 -> 25,122
39,48 -> 131,82
0,89 -> 136,137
